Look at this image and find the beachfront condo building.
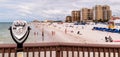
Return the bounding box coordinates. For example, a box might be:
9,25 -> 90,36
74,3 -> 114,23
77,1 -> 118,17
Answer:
82,8 -> 93,22
71,11 -> 81,22
103,5 -> 112,20
65,16 -> 72,22
65,5 -> 112,23
94,5 -> 112,21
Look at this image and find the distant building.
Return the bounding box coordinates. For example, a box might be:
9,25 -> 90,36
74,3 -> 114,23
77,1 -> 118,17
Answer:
82,8 -> 93,22
32,20 -> 40,23
94,5 -> 103,20
65,16 -> 72,22
103,5 -> 112,20
65,5 -> 112,23
44,20 -> 53,23
71,11 -> 81,22
94,5 -> 112,21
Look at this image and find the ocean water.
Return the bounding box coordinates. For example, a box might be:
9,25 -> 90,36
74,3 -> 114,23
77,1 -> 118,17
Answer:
0,22 -> 15,44
0,22 -> 36,44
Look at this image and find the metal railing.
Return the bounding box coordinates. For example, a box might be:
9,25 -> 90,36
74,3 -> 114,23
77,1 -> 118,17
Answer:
0,42 -> 120,57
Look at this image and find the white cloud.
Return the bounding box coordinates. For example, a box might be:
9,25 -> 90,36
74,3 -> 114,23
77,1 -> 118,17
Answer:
0,0 -> 120,21
0,0 -> 8,2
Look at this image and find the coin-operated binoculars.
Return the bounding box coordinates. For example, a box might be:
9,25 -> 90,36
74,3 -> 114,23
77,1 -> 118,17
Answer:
9,20 -> 31,52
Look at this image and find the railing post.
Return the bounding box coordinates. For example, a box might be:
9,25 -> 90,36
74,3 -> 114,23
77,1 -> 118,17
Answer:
2,48 -> 4,57
8,48 -> 11,57
118,48 -> 120,57
56,46 -> 60,57
56,50 -> 60,57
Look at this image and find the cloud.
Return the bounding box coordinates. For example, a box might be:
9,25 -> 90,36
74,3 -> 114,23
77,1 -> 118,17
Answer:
0,0 -> 8,2
0,0 -> 120,22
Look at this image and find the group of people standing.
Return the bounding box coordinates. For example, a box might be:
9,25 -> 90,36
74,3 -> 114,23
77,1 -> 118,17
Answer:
105,36 -> 113,42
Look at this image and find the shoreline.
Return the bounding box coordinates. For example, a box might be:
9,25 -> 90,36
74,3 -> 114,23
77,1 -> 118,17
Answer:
0,22 -> 120,44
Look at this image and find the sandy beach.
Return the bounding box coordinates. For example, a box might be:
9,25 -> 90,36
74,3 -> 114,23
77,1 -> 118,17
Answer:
0,22 -> 120,57
26,22 -> 120,44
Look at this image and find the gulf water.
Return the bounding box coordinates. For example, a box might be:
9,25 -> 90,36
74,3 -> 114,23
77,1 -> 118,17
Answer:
0,22 -> 36,44
0,22 -> 15,44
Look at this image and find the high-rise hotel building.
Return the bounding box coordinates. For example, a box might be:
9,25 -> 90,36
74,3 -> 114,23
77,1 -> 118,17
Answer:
65,16 -> 72,22
65,5 -> 112,22
94,5 -> 112,21
71,11 -> 81,22
82,8 -> 93,22
102,5 -> 112,20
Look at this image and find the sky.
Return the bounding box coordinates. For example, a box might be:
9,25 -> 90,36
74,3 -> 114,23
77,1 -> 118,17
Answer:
0,0 -> 120,22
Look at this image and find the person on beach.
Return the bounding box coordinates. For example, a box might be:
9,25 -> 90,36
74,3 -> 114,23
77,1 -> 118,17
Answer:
53,31 -> 55,35
52,31 -> 54,36
71,30 -> 74,33
42,31 -> 44,41
34,32 -> 36,36
109,36 -> 113,42
37,32 -> 38,36
52,31 -> 55,36
41,28 -> 44,41
65,29 -> 67,34
105,36 -> 113,42
82,26 -> 84,29
77,31 -> 79,34
105,36 -> 108,42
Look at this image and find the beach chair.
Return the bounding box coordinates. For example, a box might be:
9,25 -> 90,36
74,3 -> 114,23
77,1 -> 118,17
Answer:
119,29 -> 120,33
95,27 -> 99,30
92,27 -> 96,30
99,27 -> 102,31
102,28 -> 106,31
99,28 -> 105,31
105,28 -> 109,32
97,27 -> 101,30
113,29 -> 120,33
108,29 -> 114,32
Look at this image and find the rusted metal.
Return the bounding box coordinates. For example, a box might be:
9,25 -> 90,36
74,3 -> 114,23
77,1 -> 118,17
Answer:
38,47 -> 40,57
93,48 -> 95,57
113,48 -> 115,57
33,48 -> 35,57
118,49 -> 120,57
88,48 -> 90,57
8,48 -> 11,57
98,48 -> 100,57
44,47 -> 46,57
0,42 -> 120,57
72,47 -> 74,57
26,48 -> 29,57
108,48 -> 111,57
50,48 -> 52,57
77,47 -> 79,57
2,48 -> 4,57
103,48 -> 106,57
66,50 -> 68,57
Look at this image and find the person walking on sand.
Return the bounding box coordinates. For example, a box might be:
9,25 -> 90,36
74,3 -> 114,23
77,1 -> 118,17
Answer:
52,31 -> 54,36
34,32 -> 36,36
52,31 -> 55,36
65,29 -> 67,34
34,32 -> 37,38
71,30 -> 74,33
53,31 -> 55,36
42,29 -> 44,41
